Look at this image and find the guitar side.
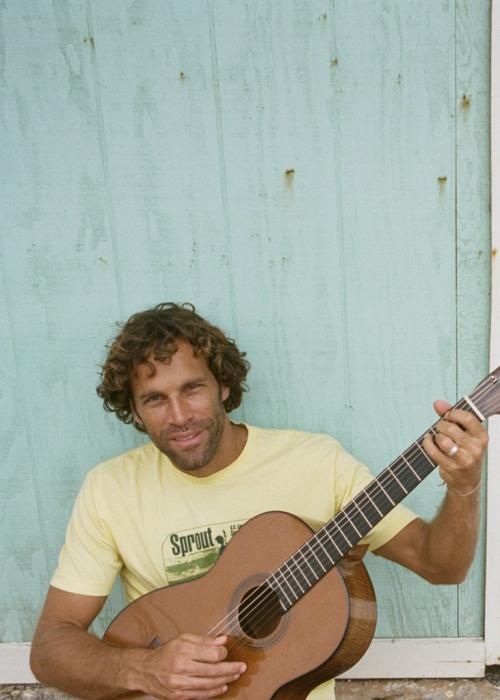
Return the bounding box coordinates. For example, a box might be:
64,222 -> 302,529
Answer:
104,511 -> 377,699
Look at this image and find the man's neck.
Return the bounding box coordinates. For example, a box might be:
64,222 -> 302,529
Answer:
180,421 -> 248,478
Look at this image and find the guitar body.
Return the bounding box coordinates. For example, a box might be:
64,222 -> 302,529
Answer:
104,511 -> 377,699
103,367 -> 500,697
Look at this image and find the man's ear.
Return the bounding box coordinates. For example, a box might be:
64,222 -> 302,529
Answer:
131,402 -> 144,428
221,386 -> 230,403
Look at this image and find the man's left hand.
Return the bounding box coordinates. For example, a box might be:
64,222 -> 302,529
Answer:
422,400 -> 488,496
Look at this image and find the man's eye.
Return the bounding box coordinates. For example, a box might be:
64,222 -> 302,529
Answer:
146,394 -> 162,403
186,383 -> 203,392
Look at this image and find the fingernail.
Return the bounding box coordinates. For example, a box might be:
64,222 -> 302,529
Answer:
240,663 -> 247,673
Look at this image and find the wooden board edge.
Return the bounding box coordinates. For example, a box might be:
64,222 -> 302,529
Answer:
486,0 -> 500,669
0,639 -> 485,684
339,637 -> 485,679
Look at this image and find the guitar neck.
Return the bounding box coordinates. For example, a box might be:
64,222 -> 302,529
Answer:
266,389 -> 489,612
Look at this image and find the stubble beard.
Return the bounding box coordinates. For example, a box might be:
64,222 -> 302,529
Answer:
150,397 -> 227,473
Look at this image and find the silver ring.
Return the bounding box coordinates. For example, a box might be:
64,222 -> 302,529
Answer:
447,443 -> 459,458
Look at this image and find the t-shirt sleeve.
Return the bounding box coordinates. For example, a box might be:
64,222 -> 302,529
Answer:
333,442 -> 418,552
50,470 -> 122,596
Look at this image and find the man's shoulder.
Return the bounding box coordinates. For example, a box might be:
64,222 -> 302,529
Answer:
249,424 -> 343,456
87,441 -> 160,484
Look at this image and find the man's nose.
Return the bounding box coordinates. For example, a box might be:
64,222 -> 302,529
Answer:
168,397 -> 192,426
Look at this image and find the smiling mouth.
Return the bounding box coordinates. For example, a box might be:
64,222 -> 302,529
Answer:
170,429 -> 204,446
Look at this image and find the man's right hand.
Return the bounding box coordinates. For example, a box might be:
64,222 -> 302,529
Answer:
31,588 -> 246,699
132,633 -> 246,699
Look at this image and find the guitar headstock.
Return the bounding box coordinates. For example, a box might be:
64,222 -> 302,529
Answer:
470,366 -> 500,419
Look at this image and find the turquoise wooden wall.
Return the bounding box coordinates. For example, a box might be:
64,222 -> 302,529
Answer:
0,0 -> 491,645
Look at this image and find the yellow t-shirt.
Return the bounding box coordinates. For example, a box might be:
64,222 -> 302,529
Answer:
51,425 -> 417,699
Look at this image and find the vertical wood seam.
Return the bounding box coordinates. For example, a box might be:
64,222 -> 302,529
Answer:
0,249 -> 50,582
454,0 -> 460,638
455,0 -> 491,638
327,0 -> 353,451
207,0 -> 245,420
485,0 -> 500,664
455,0 -> 459,407
85,0 -> 125,317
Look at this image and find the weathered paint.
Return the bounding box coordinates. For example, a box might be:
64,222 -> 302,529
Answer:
485,0 -> 500,666
0,0 -> 491,654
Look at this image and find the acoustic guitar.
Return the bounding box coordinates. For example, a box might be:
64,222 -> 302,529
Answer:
103,367 -> 500,699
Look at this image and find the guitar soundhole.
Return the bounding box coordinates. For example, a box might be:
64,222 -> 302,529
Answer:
238,585 -> 282,640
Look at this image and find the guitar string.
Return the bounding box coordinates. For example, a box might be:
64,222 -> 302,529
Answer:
221,383 -> 499,643
207,414 -> 485,649
210,433 -> 433,645
204,381 -> 496,648
261,381 -> 499,592
207,405 -> 459,639
212,435 -> 485,651
207,384 -> 496,645
205,457 -> 414,642
216,439 -> 427,646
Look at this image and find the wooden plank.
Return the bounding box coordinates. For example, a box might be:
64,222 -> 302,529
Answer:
340,637 -> 485,679
85,1 -> 240,322
486,0 -> 500,666
0,645 -> 35,684
0,0 -> 491,654
0,0 -> 129,638
0,638 -> 485,684
455,0 -> 492,638
207,0 -> 352,438
0,261 -> 49,642
326,0 -> 459,638
86,0 -> 352,438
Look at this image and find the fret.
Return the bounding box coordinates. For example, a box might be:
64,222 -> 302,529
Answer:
464,394 -> 485,421
282,560 -> 306,595
268,572 -> 295,608
274,567 -> 302,603
314,534 -> 336,567
297,546 -> 322,580
401,453 -> 422,481
263,367 -> 499,613
395,465 -> 422,492
415,441 -> 435,468
376,480 -> 396,506
343,506 -> 370,537
352,498 -> 377,528
341,503 -> 374,541
402,446 -> 435,481
331,522 -> 354,549
305,541 -> 328,573
386,466 -> 408,496
279,562 -> 305,603
428,426 -> 438,439
364,489 -> 383,517
343,508 -> 363,538
321,527 -> 345,557
366,481 -> 393,513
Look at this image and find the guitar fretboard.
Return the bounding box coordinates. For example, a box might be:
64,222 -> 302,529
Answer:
265,393 -> 484,612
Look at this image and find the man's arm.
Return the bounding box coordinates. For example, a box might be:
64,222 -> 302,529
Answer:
31,586 -> 246,699
374,400 -> 488,583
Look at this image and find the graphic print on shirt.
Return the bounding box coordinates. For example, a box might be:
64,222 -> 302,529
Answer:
162,520 -> 246,584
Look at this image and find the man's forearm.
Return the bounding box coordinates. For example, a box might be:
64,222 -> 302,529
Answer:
31,622 -> 147,699
422,487 -> 480,584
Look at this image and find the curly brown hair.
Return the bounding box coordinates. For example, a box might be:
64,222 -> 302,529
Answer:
96,303 -> 250,432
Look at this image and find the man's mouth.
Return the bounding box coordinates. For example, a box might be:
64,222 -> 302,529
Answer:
169,429 -> 205,448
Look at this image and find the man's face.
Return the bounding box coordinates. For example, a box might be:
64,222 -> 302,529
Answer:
131,340 -> 230,475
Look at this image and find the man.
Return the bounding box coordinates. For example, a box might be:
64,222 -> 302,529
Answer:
30,303 -> 488,700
